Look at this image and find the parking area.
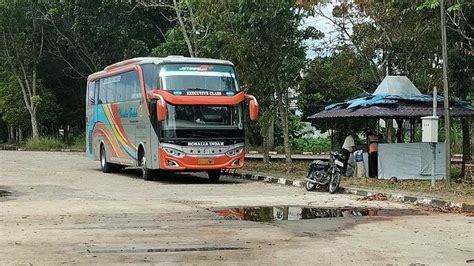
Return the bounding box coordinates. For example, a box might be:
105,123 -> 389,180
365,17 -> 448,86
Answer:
0,151 -> 472,264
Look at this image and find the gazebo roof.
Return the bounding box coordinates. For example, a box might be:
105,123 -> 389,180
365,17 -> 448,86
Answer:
308,102 -> 474,119
373,76 -> 422,97
308,76 -> 474,120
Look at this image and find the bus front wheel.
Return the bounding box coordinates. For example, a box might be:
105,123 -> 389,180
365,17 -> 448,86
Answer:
100,145 -> 113,173
139,150 -> 154,181
207,169 -> 221,182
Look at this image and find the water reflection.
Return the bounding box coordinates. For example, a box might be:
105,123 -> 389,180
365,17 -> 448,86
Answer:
213,206 -> 378,222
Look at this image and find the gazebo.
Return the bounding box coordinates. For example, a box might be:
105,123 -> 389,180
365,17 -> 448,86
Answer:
308,76 -> 474,179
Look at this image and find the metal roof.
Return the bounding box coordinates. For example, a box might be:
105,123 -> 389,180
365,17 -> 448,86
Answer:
309,102 -> 474,119
373,76 -> 422,96
309,75 -> 474,120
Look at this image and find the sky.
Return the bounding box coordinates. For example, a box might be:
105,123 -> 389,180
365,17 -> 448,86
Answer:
300,2 -> 355,59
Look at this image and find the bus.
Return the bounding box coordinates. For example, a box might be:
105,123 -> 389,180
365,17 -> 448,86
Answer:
86,56 -> 259,181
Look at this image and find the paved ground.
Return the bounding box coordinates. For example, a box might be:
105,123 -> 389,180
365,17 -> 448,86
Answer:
0,151 -> 472,265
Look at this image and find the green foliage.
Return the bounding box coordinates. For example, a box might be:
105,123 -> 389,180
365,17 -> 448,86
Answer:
292,137 -> 331,154
30,95 -> 41,105
151,29 -> 188,57
274,113 -> 305,145
298,48 -> 376,119
24,136 -> 65,151
0,0 -> 172,138
67,133 -> 85,151
0,71 -> 30,127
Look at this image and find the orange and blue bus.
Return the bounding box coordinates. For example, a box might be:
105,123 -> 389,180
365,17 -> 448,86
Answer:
86,56 -> 259,181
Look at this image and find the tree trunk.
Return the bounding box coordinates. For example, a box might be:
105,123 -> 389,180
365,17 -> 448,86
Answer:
268,114 -> 275,151
277,90 -> 292,170
8,125 -> 14,143
460,117 -> 471,180
18,126 -> 23,142
30,110 -> 39,139
268,94 -> 275,150
262,131 -> 270,165
396,119 -> 404,143
385,119 -> 393,143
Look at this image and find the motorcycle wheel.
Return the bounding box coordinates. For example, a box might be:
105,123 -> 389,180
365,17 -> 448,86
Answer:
304,171 -> 316,191
305,180 -> 316,191
328,172 -> 341,194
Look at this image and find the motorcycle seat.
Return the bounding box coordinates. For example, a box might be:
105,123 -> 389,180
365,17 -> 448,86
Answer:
311,160 -> 329,167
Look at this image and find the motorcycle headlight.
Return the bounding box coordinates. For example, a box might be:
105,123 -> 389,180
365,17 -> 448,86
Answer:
226,146 -> 243,157
163,147 -> 185,158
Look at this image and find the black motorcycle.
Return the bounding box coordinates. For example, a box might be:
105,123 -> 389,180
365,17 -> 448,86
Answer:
304,152 -> 344,194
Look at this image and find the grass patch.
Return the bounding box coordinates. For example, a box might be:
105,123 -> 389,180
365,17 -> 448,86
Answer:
24,136 -> 65,151
67,134 -> 85,151
243,159 -> 308,180
23,134 -> 86,151
342,178 -> 474,204
243,159 -> 474,203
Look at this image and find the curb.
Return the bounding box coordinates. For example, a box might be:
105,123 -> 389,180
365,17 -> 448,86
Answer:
225,172 -> 474,213
0,147 -> 85,152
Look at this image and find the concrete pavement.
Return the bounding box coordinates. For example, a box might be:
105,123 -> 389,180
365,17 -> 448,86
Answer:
0,151 -> 472,264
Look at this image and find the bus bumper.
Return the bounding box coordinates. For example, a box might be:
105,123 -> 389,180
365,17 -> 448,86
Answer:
158,148 -> 244,170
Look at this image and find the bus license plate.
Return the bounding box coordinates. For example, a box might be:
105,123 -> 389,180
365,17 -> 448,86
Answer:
198,158 -> 214,165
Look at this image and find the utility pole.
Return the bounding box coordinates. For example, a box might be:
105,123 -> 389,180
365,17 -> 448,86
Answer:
440,0 -> 451,183
432,86 -> 438,188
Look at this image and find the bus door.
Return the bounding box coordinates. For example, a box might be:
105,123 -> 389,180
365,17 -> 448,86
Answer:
86,80 -> 98,159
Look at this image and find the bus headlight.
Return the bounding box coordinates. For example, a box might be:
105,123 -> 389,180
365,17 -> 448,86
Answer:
226,146 -> 243,157
163,147 -> 185,158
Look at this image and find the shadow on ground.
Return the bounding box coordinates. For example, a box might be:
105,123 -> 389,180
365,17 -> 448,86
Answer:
92,168 -> 245,185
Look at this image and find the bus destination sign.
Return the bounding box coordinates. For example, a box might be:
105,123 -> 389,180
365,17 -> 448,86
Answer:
185,91 -> 224,96
188,141 -> 225,146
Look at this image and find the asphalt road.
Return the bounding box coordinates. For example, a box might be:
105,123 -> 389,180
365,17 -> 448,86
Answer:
0,151 -> 472,265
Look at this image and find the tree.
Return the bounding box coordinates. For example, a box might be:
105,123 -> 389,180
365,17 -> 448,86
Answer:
419,0 -> 473,55
298,47 -> 376,120
137,0 -> 206,57
144,0 -> 318,170
0,1 -> 46,138
0,71 -> 30,141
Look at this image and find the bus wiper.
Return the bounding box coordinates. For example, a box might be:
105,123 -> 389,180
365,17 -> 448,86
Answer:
185,88 -> 209,91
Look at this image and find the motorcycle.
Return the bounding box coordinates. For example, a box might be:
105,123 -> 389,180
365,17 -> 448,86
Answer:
304,152 -> 345,194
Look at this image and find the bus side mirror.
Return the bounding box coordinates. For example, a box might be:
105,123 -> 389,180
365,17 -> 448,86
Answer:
246,94 -> 259,122
156,97 -> 167,122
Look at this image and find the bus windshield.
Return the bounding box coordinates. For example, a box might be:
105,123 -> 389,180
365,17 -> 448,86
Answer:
162,105 -> 243,139
160,63 -> 237,92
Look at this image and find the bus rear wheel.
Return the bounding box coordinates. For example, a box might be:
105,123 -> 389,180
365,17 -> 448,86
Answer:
207,169 -> 221,182
100,145 -> 113,173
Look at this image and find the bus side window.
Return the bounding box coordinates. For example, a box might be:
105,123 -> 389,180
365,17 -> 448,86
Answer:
126,71 -> 141,100
132,71 -> 140,99
142,64 -> 158,90
94,81 -> 100,104
98,79 -> 106,104
116,73 -> 125,102
87,81 -> 96,105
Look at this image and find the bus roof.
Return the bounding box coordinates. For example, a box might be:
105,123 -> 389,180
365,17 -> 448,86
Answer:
88,56 -> 234,80
107,56 -> 232,71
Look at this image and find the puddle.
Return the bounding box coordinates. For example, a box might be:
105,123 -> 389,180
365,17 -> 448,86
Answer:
212,206 -> 422,222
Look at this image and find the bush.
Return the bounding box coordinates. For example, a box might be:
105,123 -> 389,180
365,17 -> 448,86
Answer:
25,136 -> 65,151
292,137 -> 331,154
274,146 -> 285,154
68,133 -> 85,151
